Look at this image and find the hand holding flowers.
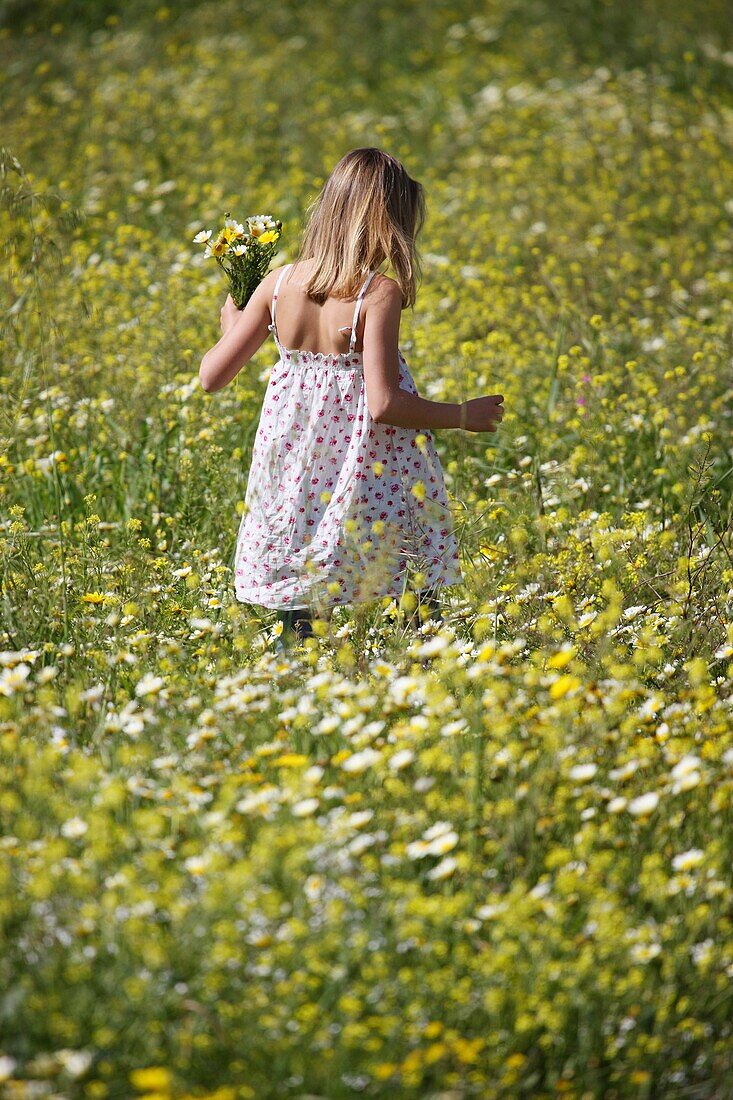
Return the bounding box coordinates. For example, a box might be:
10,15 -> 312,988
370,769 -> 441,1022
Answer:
193,212 -> 283,310
219,294 -> 241,335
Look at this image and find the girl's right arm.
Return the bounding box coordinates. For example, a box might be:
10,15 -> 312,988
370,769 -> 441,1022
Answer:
363,279 -> 504,433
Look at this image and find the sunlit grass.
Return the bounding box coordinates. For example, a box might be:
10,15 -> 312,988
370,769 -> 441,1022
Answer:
1,1 -> 732,1096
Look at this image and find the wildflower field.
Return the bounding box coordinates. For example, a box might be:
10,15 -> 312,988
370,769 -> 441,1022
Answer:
2,0 -> 733,1096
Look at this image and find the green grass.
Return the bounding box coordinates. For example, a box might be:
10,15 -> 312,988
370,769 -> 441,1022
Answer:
1,2 -> 733,1097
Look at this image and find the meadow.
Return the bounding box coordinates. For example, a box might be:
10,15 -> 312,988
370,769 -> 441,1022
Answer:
1,0 -> 733,1096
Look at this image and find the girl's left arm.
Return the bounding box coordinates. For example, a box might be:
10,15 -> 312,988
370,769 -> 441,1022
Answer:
198,270 -> 275,393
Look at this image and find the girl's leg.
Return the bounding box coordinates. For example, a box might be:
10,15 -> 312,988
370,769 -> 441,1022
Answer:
276,607 -> 314,642
409,584 -> 443,630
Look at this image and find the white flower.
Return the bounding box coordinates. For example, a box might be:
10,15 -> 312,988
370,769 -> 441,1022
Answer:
609,759 -> 640,782
184,854 -> 209,875
672,848 -> 705,872
292,798 -> 319,817
476,902 -> 507,920
424,830 -> 459,856
57,1050 -> 93,1078
627,791 -> 659,816
189,617 -> 214,632
630,942 -> 661,962
349,833 -> 375,855
61,816 -> 88,838
152,754 -> 177,770
607,796 -> 627,813
569,763 -> 597,782
690,938 -> 715,967
341,748 -> 381,773
0,1056 -> 17,1083
304,874 -> 324,901
192,229 -> 212,243
673,770 -> 701,793
235,787 -> 284,815
671,754 -> 701,779
440,718 -> 469,737
415,634 -> 451,658
346,810 -> 374,829
406,820 -> 458,859
405,839 -> 429,859
315,715 -> 341,736
670,754 -> 702,794
427,856 -> 457,880
0,663 -> 31,696
134,673 -> 165,698
638,695 -> 663,720
388,749 -> 414,771
0,648 -> 40,666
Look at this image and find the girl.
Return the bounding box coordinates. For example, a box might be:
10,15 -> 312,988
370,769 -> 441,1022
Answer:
199,148 -> 504,643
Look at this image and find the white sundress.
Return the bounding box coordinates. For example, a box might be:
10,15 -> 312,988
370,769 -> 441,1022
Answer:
233,263 -> 464,611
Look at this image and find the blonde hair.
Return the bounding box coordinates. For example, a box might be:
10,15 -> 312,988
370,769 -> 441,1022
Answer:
294,148 -> 426,308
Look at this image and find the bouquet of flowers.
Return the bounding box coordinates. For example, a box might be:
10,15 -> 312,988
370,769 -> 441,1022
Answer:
193,212 -> 283,309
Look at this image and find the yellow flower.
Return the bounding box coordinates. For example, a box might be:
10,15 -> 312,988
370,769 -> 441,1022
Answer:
256,229 -> 279,245
411,480 -> 426,502
273,753 -> 309,768
549,674 -> 582,700
129,1067 -> 172,1093
548,646 -> 576,669
81,592 -> 107,604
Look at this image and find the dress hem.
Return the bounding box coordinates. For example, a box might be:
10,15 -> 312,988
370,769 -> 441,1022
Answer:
234,575 -> 465,612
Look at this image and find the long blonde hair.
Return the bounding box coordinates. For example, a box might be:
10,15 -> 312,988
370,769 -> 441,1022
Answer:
294,148 -> 426,308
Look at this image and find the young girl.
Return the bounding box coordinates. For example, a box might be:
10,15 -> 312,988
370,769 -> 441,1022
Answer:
199,148 -> 504,643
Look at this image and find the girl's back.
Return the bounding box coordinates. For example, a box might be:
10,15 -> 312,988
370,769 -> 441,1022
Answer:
267,258 -> 380,357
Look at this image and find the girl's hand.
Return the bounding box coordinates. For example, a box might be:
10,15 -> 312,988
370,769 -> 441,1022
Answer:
220,293 -> 242,335
458,394 -> 505,432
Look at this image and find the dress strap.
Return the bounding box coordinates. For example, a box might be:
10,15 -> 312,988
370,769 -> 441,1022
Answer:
348,270 -> 377,353
268,263 -> 293,347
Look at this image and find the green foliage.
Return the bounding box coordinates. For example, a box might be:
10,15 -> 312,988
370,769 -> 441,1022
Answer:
1,2 -> 733,1097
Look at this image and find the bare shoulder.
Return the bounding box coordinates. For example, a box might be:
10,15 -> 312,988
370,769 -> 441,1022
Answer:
366,272 -> 403,309
249,264 -> 288,305
267,263 -> 291,288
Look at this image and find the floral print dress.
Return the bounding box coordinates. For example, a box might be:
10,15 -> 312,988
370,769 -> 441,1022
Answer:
233,263 -> 464,610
